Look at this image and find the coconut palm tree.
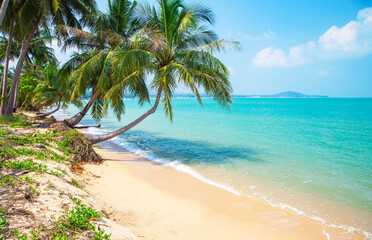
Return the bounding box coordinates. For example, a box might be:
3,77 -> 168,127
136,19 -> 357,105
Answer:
61,0 -> 143,127
84,0 -> 240,144
32,63 -> 69,117
4,0 -> 96,116
0,0 -> 10,27
0,29 -> 57,112
0,0 -> 25,114
0,18 -> 14,114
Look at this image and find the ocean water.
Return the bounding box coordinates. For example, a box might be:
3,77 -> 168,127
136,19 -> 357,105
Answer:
58,98 -> 372,237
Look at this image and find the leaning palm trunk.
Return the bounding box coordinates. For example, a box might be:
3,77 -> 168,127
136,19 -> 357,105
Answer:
0,0 -> 10,27
34,99 -> 48,110
1,19 -> 14,115
13,79 -> 20,109
64,89 -> 101,127
36,97 -> 62,118
86,87 -> 163,144
74,124 -> 101,129
5,12 -> 42,116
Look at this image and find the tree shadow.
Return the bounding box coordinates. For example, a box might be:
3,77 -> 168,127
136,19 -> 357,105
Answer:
112,130 -> 264,164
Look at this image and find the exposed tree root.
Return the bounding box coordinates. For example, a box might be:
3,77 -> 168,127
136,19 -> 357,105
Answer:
50,123 -> 102,164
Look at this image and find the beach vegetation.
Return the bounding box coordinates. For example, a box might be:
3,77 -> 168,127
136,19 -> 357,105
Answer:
2,0 -> 96,116
0,116 -> 110,239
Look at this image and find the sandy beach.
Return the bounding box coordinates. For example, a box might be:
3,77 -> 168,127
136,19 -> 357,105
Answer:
80,141 -> 365,240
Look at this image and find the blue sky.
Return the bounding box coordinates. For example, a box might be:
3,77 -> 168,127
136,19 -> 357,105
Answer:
71,0 -> 372,97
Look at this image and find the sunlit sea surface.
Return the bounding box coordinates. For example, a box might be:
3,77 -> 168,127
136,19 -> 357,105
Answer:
57,98 -> 372,238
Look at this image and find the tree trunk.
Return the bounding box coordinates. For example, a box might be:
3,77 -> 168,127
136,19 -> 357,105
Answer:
0,0 -> 10,27
13,78 -> 19,109
34,99 -> 48,110
4,12 -> 42,116
74,124 -> 101,129
86,86 -> 163,144
36,97 -> 61,118
0,19 -> 14,115
64,89 -> 101,127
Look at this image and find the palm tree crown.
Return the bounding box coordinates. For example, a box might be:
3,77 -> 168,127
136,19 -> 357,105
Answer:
61,0 -> 143,123
110,0 -> 240,120
85,0 -> 240,144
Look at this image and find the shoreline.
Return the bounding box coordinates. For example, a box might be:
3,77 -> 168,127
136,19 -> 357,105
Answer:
82,140 -> 366,240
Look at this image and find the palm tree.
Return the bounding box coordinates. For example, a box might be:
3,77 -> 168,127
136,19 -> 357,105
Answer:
0,0 -> 10,27
85,0 -> 240,144
61,0 -> 142,127
0,29 -> 57,112
0,0 -> 24,114
4,0 -> 96,116
33,63 -> 70,118
0,18 -> 14,114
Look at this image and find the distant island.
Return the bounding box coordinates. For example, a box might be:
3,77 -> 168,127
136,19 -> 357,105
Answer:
169,91 -> 328,98
104,91 -> 328,99
233,91 -> 328,98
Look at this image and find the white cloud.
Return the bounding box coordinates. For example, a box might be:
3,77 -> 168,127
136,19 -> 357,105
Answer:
319,21 -> 359,51
253,47 -> 288,67
357,7 -> 372,22
253,42 -> 315,67
253,7 -> 372,67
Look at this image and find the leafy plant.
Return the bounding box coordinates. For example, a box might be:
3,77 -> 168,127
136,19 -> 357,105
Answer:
71,178 -> 81,189
52,197 -> 110,239
17,234 -> 28,240
0,207 -> 8,239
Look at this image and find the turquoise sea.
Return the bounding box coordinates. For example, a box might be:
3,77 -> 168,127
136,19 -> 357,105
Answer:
58,98 -> 372,238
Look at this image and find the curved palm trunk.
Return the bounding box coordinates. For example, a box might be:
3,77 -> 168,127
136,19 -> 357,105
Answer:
1,19 -> 14,115
86,87 -> 163,144
74,124 -> 101,129
34,99 -> 48,110
64,89 -> 101,127
0,0 -> 10,27
5,12 -> 42,116
37,97 -> 62,118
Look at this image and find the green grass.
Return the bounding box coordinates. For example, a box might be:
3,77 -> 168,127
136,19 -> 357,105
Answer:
0,115 -> 31,128
0,207 -> 8,239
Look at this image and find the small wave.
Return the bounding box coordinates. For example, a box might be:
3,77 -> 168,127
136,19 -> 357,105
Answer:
322,230 -> 331,240
251,191 -> 372,239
